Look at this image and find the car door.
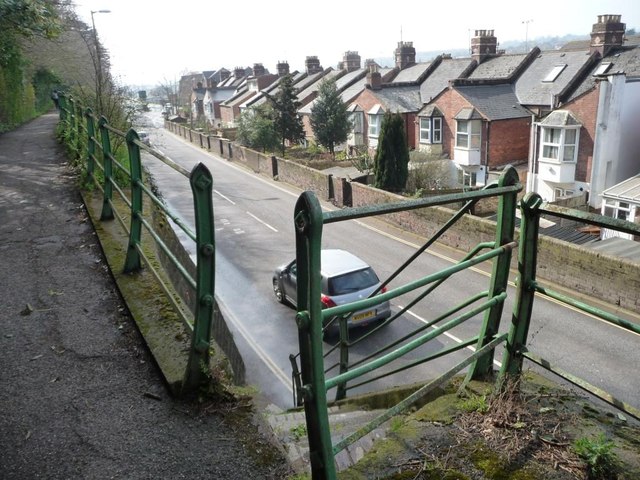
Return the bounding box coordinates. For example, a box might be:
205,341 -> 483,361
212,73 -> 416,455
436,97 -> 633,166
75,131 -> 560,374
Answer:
282,261 -> 298,306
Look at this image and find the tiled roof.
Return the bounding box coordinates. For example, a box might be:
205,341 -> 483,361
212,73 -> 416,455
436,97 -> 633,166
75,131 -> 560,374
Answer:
370,85 -> 423,113
515,50 -> 595,106
391,62 -> 432,83
468,54 -> 529,80
602,174 -> 640,203
455,84 -> 530,120
567,45 -> 640,102
420,58 -> 475,103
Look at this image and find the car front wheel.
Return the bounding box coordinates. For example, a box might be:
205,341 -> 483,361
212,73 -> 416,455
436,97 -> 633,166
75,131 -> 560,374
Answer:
273,279 -> 284,303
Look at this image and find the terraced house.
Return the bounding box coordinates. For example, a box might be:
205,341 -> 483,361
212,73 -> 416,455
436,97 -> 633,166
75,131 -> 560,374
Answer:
178,14 -> 639,235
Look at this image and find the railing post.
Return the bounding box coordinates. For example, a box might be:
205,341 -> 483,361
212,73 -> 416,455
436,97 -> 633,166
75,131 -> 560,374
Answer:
183,163 -> 216,392
85,108 -> 96,179
500,193 -> 541,376
335,318 -> 349,401
469,166 -> 519,379
68,96 -> 77,153
98,116 -> 114,220
124,129 -> 143,273
59,94 -> 67,122
295,191 -> 337,480
74,100 -> 83,155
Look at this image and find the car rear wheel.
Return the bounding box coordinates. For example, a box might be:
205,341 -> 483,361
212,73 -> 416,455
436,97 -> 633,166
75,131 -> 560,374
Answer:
273,279 -> 284,303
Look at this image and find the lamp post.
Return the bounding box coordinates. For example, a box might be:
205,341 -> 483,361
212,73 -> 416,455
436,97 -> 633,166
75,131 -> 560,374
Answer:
522,19 -> 533,53
90,9 -> 111,115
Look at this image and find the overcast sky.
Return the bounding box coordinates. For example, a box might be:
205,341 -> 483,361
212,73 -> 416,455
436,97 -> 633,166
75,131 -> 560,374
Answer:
73,0 -> 640,87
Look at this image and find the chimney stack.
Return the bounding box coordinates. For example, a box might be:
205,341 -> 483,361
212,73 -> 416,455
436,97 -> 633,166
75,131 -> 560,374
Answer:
395,41 -> 416,70
233,67 -> 246,79
252,63 -> 266,77
342,51 -> 361,72
366,64 -> 382,90
471,29 -> 498,64
590,14 -> 626,57
305,56 -> 323,74
276,61 -> 290,77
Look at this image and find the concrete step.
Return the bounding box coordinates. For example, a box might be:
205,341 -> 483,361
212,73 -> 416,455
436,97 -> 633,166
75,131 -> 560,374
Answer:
265,404 -> 390,472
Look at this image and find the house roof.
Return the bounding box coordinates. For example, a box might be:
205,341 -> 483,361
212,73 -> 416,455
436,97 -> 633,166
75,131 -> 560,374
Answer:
515,50 -> 596,106
559,34 -> 640,51
299,68 -> 391,114
366,85 -> 423,113
539,110 -> 581,126
467,54 -> 529,81
601,174 -> 640,203
391,62 -> 432,83
419,58 -> 475,103
567,45 -> 640,101
204,88 -> 234,103
295,69 -> 340,104
247,71 -> 307,108
454,84 -> 530,120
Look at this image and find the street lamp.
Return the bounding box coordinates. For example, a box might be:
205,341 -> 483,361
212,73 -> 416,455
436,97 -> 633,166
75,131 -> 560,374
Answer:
522,19 -> 533,53
90,9 -> 111,115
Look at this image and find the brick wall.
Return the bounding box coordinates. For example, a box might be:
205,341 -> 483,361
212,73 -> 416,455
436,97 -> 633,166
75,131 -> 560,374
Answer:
488,118 -> 530,167
562,87 -> 598,182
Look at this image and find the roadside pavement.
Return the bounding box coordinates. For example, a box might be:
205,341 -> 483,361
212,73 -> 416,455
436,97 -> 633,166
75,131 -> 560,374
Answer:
0,113 -> 290,479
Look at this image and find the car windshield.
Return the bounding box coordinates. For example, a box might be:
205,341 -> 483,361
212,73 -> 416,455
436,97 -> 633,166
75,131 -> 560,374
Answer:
328,268 -> 379,295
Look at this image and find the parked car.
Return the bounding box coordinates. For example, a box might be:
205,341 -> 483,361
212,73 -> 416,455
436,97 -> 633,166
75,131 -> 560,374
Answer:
272,249 -> 391,331
138,131 -> 151,146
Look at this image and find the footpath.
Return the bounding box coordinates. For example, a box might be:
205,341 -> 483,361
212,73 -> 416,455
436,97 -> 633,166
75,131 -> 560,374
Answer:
0,113 -> 290,479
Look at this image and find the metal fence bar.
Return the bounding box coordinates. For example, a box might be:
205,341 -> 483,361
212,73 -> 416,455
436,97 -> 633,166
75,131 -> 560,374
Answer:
124,129 -> 143,273
523,351 -> 640,420
98,116 -> 114,221
468,167 -> 519,380
294,191 -> 337,480
325,292 -> 508,391
183,163 -> 216,390
56,93 -> 217,395
332,333 -> 508,455
500,193 -> 541,376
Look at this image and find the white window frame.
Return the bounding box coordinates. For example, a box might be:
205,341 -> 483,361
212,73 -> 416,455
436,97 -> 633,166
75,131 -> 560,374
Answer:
369,114 -> 381,137
543,64 -> 567,82
540,126 -> 579,163
420,117 -> 443,144
603,199 -> 632,221
351,112 -> 363,134
420,118 -> 431,143
455,119 -> 481,149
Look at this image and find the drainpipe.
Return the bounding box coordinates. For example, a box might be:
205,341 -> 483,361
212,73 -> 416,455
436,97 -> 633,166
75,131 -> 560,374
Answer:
483,121 -> 490,185
527,115 -> 538,194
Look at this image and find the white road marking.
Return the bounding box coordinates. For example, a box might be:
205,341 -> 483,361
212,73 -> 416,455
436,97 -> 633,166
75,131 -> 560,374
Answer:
214,189 -> 236,205
247,211 -> 278,232
402,307 -> 503,368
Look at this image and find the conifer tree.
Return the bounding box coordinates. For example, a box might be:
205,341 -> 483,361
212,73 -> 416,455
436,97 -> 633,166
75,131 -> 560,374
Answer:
267,74 -> 305,157
310,78 -> 351,159
374,111 -> 409,192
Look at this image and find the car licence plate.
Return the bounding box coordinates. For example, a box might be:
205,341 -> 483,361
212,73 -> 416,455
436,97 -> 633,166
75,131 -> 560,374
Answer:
352,310 -> 374,322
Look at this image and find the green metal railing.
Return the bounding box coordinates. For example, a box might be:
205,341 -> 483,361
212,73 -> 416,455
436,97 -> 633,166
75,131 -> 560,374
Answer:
500,192 -> 640,420
57,93 -> 216,393
293,167 -> 522,479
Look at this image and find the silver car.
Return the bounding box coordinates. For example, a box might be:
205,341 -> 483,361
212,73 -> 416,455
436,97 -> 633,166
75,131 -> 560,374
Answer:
272,249 -> 391,330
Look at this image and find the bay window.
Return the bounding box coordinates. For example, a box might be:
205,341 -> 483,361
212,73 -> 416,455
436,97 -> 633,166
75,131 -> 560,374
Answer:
541,126 -> 579,163
369,114 -> 381,137
456,120 -> 481,149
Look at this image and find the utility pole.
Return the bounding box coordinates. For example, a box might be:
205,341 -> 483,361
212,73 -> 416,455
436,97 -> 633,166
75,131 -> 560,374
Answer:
91,9 -> 111,115
522,19 -> 533,53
